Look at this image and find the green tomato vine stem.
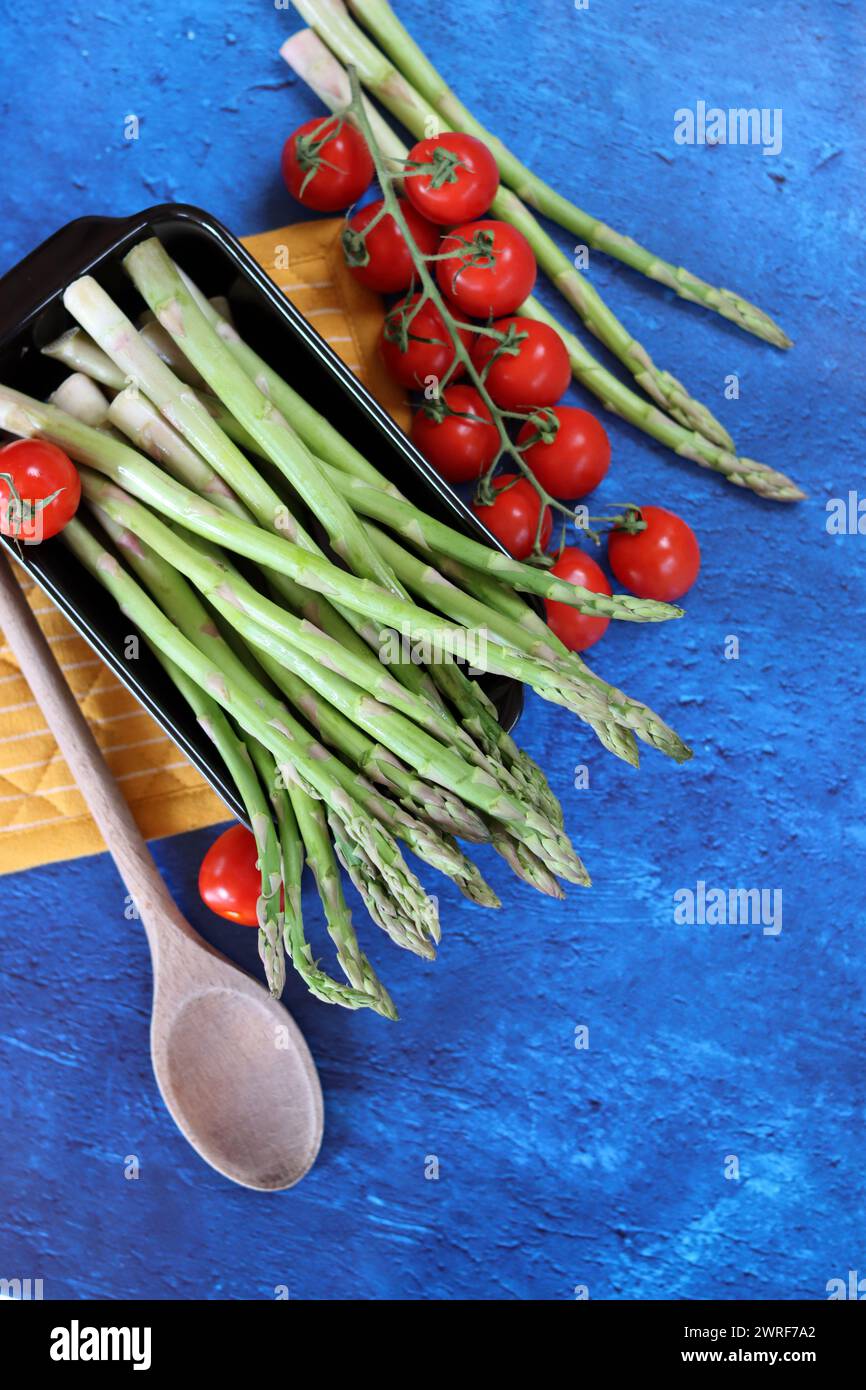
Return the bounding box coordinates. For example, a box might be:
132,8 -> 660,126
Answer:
346,65 -> 569,562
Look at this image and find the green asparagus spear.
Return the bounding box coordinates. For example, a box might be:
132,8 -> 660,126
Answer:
278,774 -> 398,1015
159,655 -> 286,997
428,548 -> 692,765
365,521 -> 641,765
315,458 -> 683,617
339,0 -> 792,346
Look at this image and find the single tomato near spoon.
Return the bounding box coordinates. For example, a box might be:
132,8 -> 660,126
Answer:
199,823 -> 280,927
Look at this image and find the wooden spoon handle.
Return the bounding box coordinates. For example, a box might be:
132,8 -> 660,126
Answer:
0,555 -> 193,949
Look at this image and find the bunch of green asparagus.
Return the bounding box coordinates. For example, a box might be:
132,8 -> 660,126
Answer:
0,233 -> 690,1016
280,0 -> 803,503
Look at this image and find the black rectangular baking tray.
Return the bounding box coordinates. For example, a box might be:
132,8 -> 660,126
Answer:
0,203 -> 525,822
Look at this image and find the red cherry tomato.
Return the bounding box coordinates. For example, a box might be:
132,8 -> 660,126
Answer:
344,198 -> 440,293
471,317 -> 571,410
281,115 -> 373,212
380,293 -> 472,390
404,132 -> 500,225
199,823 -> 279,927
411,385 -> 500,484
607,505 -> 701,602
518,406 -> 611,500
436,220 -> 536,318
544,547 -> 612,652
472,473 -> 552,560
0,439 -> 81,543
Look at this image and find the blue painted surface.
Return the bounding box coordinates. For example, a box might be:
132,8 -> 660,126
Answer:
1,0 -> 864,1301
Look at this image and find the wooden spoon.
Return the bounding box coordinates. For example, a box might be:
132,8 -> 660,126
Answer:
0,556 -> 323,1191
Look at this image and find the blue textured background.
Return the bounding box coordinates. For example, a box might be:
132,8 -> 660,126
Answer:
1,0 -> 864,1301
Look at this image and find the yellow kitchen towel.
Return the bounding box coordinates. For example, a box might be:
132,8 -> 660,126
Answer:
0,218 -> 407,874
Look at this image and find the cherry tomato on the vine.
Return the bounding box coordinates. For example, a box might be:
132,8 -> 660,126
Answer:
436,220 -> 537,319
404,132 -> 500,226
343,198 -> 440,293
0,439 -> 81,543
471,473 -> 552,561
412,385 -> 500,484
470,316 -> 571,410
544,547 -> 612,652
199,823 -> 279,927
281,115 -> 373,212
380,293 -> 472,390
607,505 -> 701,602
518,406 -> 611,500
